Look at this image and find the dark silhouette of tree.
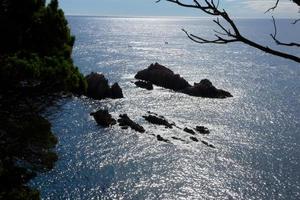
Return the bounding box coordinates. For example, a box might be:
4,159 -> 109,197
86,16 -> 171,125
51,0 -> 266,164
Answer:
0,0 -> 86,92
156,0 -> 300,63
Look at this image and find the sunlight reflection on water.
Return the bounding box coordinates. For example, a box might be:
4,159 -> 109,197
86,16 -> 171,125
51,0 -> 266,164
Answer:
30,17 -> 300,200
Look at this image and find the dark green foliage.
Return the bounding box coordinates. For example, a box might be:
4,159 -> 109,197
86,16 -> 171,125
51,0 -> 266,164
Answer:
0,0 -> 87,93
0,0 -> 87,199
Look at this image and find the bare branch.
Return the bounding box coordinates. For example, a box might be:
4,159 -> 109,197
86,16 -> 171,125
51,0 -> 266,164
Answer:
271,16 -> 300,47
157,0 -> 300,63
265,0 -> 280,13
292,18 -> 300,24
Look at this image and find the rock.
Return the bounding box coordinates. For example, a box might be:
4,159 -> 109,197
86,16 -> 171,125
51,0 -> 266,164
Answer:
135,63 -> 191,91
184,127 -> 196,135
181,79 -> 232,98
135,64 -> 232,98
195,126 -> 210,134
90,109 -> 116,127
190,136 -> 199,142
85,72 -> 123,100
118,114 -> 145,133
86,72 -> 111,100
201,140 -> 216,148
134,80 -> 153,90
143,115 -> 173,128
110,83 -> 124,99
157,135 -> 170,143
171,136 -> 185,142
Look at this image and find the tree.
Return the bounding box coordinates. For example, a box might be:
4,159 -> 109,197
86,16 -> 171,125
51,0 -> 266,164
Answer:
156,0 -> 300,63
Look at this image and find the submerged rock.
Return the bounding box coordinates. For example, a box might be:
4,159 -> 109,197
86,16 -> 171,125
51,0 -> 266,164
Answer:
85,72 -> 123,100
181,79 -> 232,98
135,63 -> 191,91
171,136 -> 186,142
195,126 -> 210,134
135,63 -> 232,98
118,114 -> 145,133
90,109 -> 116,127
134,80 -> 153,90
184,127 -> 196,135
157,135 -> 170,143
143,114 -> 173,128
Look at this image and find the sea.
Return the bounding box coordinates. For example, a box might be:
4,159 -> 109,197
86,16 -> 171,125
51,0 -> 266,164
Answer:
30,17 -> 300,200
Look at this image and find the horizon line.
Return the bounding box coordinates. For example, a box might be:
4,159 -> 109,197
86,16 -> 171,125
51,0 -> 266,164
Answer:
65,14 -> 297,20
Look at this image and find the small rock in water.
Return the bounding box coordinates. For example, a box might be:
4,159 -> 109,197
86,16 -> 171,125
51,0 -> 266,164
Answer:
195,126 -> 210,134
201,140 -> 215,148
184,127 -> 196,135
157,135 -> 170,143
171,136 -> 185,142
143,115 -> 173,128
110,83 -> 124,99
118,114 -> 145,133
190,136 -> 199,142
90,109 -> 116,127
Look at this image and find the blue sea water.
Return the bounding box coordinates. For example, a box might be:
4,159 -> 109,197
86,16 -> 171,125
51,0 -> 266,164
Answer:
30,17 -> 300,200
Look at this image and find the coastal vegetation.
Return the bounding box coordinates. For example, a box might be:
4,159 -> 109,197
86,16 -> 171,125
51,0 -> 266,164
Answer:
0,0 -> 86,199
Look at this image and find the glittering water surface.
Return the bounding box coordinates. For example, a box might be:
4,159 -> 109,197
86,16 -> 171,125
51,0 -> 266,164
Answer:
30,17 -> 300,200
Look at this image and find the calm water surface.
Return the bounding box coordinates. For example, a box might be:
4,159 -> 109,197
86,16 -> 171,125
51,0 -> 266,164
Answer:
30,17 -> 300,200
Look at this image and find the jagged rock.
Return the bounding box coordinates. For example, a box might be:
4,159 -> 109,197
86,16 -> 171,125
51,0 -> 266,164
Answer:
134,80 -> 153,90
110,83 -> 124,99
135,63 -> 191,91
181,79 -> 232,98
184,127 -> 196,135
157,135 -> 170,143
90,109 -> 116,127
190,136 -> 199,142
195,126 -> 210,134
118,114 -> 145,133
86,72 -> 110,100
85,72 -> 123,100
135,63 -> 232,98
143,115 -> 173,128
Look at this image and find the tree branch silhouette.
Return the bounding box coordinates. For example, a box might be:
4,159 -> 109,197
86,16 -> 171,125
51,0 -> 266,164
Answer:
271,16 -> 300,47
156,0 -> 300,63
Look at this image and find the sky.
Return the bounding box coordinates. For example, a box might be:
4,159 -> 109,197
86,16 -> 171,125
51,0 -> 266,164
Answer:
58,0 -> 299,18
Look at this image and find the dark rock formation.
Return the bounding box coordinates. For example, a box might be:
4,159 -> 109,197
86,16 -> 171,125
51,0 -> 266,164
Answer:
135,63 -> 232,98
85,72 -> 123,100
110,83 -> 124,99
195,126 -> 210,134
181,79 -> 232,98
184,127 -> 196,135
201,140 -> 216,148
157,135 -> 170,143
171,137 -> 185,142
118,114 -> 145,133
134,80 -> 153,90
90,109 -> 116,127
135,63 -> 191,91
190,136 -> 199,142
143,115 -> 173,128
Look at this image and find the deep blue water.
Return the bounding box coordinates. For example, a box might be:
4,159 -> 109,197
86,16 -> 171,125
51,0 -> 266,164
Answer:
30,17 -> 300,200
